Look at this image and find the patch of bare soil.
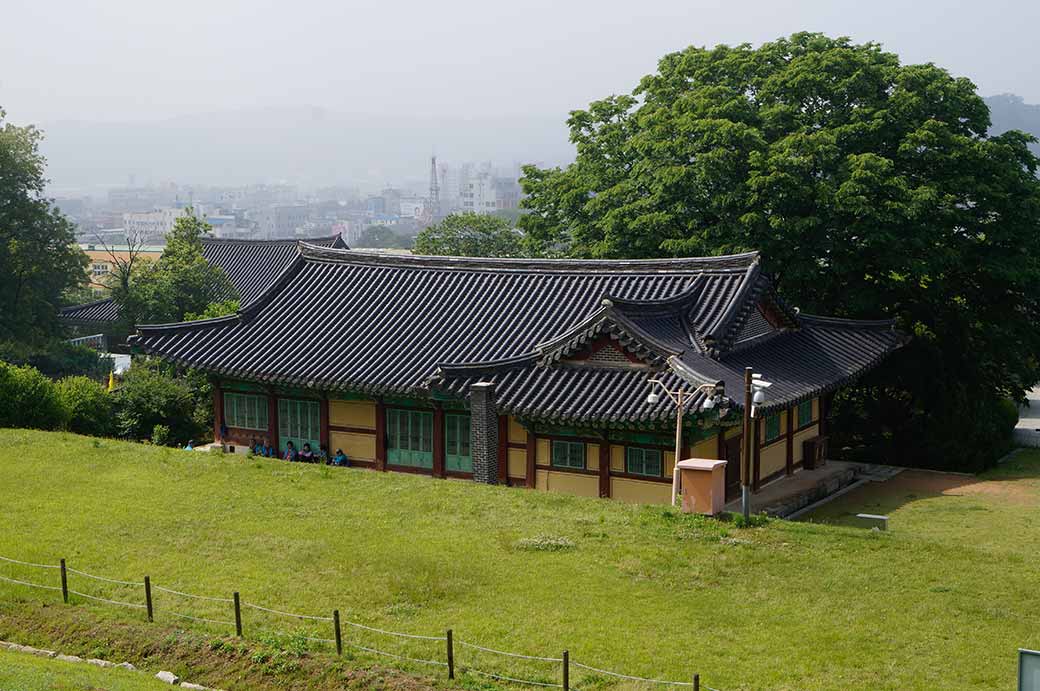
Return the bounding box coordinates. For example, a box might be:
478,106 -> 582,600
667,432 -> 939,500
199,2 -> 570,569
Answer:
0,602 -> 443,691
865,470 -> 1036,506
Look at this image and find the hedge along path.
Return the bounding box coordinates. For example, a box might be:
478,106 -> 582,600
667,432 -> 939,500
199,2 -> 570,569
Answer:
0,550 -> 720,690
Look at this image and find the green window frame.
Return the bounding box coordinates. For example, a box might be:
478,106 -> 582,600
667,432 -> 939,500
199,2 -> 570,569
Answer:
625,447 -> 663,477
278,398 -> 320,454
224,392 -> 268,431
445,414 -> 472,473
797,400 -> 814,428
551,440 -> 586,470
764,414 -> 782,443
387,408 -> 433,468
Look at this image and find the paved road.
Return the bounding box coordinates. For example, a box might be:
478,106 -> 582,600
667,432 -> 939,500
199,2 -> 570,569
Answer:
1015,387 -> 1040,447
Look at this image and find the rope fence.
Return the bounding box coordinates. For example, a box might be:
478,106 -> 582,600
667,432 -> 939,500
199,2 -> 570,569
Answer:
0,550 -> 720,690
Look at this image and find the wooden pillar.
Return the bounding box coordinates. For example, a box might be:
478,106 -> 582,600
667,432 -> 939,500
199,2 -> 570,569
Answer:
525,430 -> 537,489
433,404 -> 445,478
268,391 -> 279,454
598,436 -> 610,499
785,406 -> 794,476
497,416 -> 509,485
716,429 -> 726,459
319,395 -> 330,453
213,384 -> 224,442
375,400 -> 387,471
753,417 -> 762,492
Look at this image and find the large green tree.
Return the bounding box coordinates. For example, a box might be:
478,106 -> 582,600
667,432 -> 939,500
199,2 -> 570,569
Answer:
0,109 -> 87,344
113,211 -> 236,326
520,33 -> 1040,471
413,212 -> 523,257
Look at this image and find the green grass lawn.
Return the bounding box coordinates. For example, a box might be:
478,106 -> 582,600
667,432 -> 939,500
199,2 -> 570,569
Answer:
1,429 -> 1038,691
0,648 -> 169,691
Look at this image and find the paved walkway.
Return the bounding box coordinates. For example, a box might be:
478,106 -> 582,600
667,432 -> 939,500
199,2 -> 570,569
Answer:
1015,387 -> 1040,447
723,461 -> 866,517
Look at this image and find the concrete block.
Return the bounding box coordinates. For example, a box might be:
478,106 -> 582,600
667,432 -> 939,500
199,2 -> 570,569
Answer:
156,671 -> 181,685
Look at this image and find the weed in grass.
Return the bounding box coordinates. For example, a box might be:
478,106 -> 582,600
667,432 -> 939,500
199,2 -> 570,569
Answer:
513,535 -> 576,552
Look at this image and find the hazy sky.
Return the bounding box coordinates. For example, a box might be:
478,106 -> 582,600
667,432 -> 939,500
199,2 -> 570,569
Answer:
4,0 -> 1038,124
3,0 -> 1038,192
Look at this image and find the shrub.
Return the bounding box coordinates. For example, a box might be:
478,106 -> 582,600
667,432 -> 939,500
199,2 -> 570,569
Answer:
0,362 -> 67,430
55,376 -> 113,436
112,359 -> 201,446
0,339 -> 112,380
151,423 -> 171,446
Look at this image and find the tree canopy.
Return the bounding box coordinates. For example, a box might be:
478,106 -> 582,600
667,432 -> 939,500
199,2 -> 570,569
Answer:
355,225 -> 412,249
519,33 -> 1040,470
112,211 -> 236,327
0,109 -> 86,344
413,212 -> 523,257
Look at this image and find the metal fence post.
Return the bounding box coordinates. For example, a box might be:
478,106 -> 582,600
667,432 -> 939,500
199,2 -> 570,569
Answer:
333,610 -> 342,656
59,559 -> 68,604
144,576 -> 153,622
233,592 -> 242,637
563,650 -> 569,691
446,629 -> 454,680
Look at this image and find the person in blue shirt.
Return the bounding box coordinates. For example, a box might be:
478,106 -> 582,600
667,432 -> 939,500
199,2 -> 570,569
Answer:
333,449 -> 349,466
283,440 -> 297,462
183,440 -> 194,451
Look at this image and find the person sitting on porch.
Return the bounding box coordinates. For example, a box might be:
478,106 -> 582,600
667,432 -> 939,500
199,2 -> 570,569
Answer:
261,439 -> 274,457
333,449 -> 349,466
299,442 -> 315,463
318,445 -> 329,464
283,441 -> 297,461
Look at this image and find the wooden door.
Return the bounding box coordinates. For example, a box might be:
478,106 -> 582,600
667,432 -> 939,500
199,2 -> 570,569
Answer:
723,435 -> 742,501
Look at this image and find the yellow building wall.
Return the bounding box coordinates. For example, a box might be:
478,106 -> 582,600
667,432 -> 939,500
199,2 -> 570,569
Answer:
611,478 -> 671,504
725,425 -> 742,440
507,448 -> 527,480
687,437 -> 717,460
329,400 -> 376,429
508,417 -> 527,444
664,451 -> 675,478
586,443 -> 600,471
609,445 -> 624,472
791,424 -> 820,465
535,469 -> 550,490
544,471 -> 599,498
759,440 -> 787,479
536,438 -> 551,465
329,430 -> 376,462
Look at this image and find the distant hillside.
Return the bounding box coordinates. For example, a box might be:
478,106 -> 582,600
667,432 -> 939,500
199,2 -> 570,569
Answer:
985,94 -> 1040,155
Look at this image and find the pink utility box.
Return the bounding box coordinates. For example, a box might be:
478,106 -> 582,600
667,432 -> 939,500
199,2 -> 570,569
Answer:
676,459 -> 728,516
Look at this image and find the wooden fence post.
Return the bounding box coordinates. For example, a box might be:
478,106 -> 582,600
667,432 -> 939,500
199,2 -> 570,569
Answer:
233,592 -> 242,637
562,650 -> 569,691
693,674 -> 700,691
144,576 -> 153,622
59,559 -> 68,604
333,610 -> 342,656
446,629 -> 454,680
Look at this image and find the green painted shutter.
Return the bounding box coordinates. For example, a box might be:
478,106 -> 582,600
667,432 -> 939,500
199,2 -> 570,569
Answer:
387,409 -> 434,468
446,414 -> 472,472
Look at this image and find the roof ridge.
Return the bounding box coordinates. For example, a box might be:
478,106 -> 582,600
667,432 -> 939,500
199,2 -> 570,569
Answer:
132,313 -> 239,339
298,243 -> 761,274
61,296 -> 115,313
202,234 -> 342,246
799,313 -> 898,329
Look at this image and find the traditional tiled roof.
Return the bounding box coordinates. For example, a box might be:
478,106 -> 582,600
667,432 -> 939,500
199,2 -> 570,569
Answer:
130,244 -> 906,426
60,235 -> 346,326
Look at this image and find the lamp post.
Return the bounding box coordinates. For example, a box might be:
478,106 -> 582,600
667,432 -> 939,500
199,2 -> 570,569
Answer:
740,367 -> 772,521
647,380 -> 728,506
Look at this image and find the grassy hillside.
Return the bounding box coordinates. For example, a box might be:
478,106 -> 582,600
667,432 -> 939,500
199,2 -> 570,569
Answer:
0,647 -> 169,691
1,429 -> 1038,691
